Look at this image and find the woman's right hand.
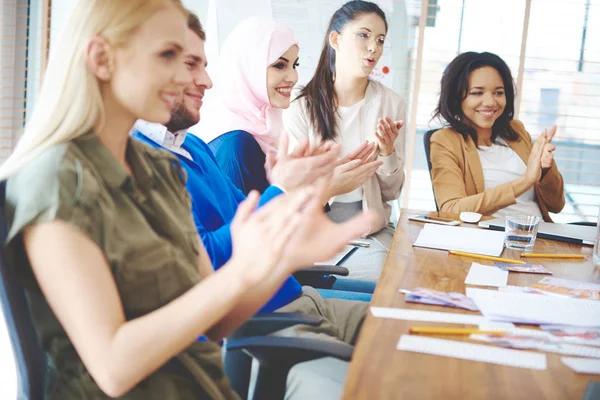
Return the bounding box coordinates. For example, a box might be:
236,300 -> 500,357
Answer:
326,142 -> 383,200
228,190 -> 312,286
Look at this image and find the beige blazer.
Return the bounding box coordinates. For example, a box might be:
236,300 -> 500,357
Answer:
430,120 -> 565,222
283,80 -> 406,234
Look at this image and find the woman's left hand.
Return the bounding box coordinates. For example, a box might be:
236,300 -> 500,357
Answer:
375,118 -> 404,156
540,126 -> 557,169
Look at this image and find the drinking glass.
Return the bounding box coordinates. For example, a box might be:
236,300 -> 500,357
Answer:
504,215 -> 542,251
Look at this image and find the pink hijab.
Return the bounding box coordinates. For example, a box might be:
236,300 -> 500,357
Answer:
200,17 -> 298,153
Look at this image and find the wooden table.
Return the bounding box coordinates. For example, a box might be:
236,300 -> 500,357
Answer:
343,210 -> 600,400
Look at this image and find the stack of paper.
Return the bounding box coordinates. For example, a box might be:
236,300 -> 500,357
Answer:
413,224 -> 506,256
466,287 -> 600,327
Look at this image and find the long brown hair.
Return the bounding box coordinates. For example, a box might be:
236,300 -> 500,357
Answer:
294,0 -> 387,141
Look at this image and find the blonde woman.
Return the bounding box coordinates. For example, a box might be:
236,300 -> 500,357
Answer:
1,1 -> 372,398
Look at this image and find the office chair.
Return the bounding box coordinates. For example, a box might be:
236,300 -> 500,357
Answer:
226,313 -> 353,400
0,178 -> 352,400
423,129 -> 440,212
0,180 -> 47,400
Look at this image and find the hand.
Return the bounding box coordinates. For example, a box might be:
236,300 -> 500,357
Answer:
278,180 -> 378,271
326,151 -> 383,200
229,189 -> 313,286
540,126 -> 557,170
338,141 -> 377,165
266,134 -> 341,192
375,118 -> 404,156
523,131 -> 550,185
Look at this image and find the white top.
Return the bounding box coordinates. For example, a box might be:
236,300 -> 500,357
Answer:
477,139 -> 542,218
335,99 -> 366,203
284,80 -> 406,234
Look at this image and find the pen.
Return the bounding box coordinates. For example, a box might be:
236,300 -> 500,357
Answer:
521,253 -> 586,259
448,250 -> 525,264
409,327 -> 506,335
350,240 -> 370,248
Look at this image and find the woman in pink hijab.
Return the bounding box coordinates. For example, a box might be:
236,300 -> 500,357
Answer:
199,17 -> 301,194
204,16 -> 388,284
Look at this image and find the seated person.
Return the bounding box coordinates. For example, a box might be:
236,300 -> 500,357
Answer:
430,51 -> 565,221
1,2 -> 374,399
133,15 -> 376,397
134,15 -> 374,304
209,129 -> 270,195
200,10 -> 400,281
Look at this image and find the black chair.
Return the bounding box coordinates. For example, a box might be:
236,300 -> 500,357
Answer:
223,264 -> 353,400
225,313 -> 353,400
0,178 -> 353,400
0,180 -> 47,400
423,129 -> 440,212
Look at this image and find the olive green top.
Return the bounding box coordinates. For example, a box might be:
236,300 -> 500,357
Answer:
4,133 -> 239,399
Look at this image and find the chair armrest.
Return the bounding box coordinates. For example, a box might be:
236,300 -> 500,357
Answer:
226,336 -> 353,364
231,313 -> 322,339
293,265 -> 349,280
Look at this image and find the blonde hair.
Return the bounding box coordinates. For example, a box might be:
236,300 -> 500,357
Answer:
0,0 -> 186,179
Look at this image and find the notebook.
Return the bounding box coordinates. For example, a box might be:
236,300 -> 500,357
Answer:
413,224 -> 506,256
478,218 -> 596,246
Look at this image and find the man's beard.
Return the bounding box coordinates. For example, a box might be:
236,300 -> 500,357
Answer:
166,101 -> 199,133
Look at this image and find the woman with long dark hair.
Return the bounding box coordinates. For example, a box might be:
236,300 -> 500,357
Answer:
284,0 -> 406,280
430,51 -> 565,220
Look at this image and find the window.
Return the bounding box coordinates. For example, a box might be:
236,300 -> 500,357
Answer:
0,2 -> 49,396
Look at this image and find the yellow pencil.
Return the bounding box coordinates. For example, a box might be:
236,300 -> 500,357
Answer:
409,327 -> 506,335
521,253 -> 586,259
448,250 -> 525,264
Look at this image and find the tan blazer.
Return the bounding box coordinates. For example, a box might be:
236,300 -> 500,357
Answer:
430,120 -> 565,222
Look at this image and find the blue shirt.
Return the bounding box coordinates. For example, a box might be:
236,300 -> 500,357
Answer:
209,130 -> 270,196
133,130 -> 302,312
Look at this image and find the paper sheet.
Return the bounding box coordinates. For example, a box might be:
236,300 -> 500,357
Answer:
467,288 -> 600,327
413,224 -> 506,256
370,307 -> 487,325
471,334 -> 600,358
561,357 -> 600,374
479,322 -> 515,330
397,335 -> 547,370
465,263 -> 509,287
